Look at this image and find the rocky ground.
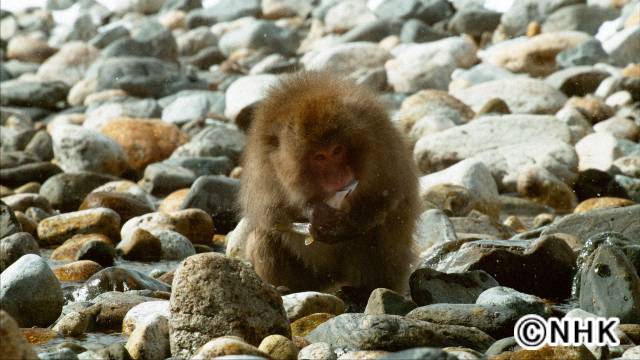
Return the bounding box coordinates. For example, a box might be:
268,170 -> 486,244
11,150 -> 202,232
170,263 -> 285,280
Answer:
1,0 -> 639,359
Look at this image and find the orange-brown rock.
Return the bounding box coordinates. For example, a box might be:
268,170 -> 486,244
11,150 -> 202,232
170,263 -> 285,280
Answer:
158,188 -> 190,213
53,260 -> 103,282
80,192 -> 154,223
50,233 -> 113,261
100,117 -> 188,172
574,197 -> 635,213
290,313 -> 335,337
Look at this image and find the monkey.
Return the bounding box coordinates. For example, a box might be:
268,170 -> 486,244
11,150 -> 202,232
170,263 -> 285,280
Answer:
239,71 -> 420,294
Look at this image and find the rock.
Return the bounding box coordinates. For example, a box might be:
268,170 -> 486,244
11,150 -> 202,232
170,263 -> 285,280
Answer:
24,129 -> 53,160
384,348 -> 458,360
413,209 -> 458,255
364,288 -> 417,316
95,56 -> 203,98
37,208 -> 121,246
169,253 -> 290,358
492,345 -> 596,359
139,163 -> 197,196
0,232 -> 40,272
397,89 -> 474,135
1,193 -> 52,213
556,39 -> 609,68
303,42 -> 390,78
306,313 -> 494,351
614,155 -> 640,177
91,291 -> 162,330
80,192 -> 155,224
177,26 -> 218,56
516,165 -> 578,212
123,300 -> 170,336
125,315 -> 170,360
481,31 -> 592,76
594,116 -> 640,141
103,21 -> 178,63
283,292 -> 346,321
100,117 -> 188,172
179,175 -> 240,233
421,235 -> 577,300
449,63 -> 517,92
191,336 -> 268,359
566,95 -> 615,124
78,343 -> 133,360
159,189 -> 190,213
542,4 -> 618,35
578,244 -> 640,323
0,310 -> 39,360
576,132 -> 622,172
118,228 -> 195,261
476,286 -> 547,315
451,78 -> 567,114
0,201 -> 22,239
172,121 -> 246,162
449,9 -> 501,36
186,0 -> 261,27
219,20 -> 298,56
485,337 -> 519,358
39,172 -> 117,212
623,346 -> 640,359
545,66 -> 609,97
400,19 -> 447,43
385,36 -> 477,92
409,268 -> 498,306
121,209 -> 213,245
89,25 -> 130,49
0,162 -> 62,188
161,94 -> 211,125
0,254 -> 63,327
0,80 -> 69,110
51,125 -> 129,176
602,26 -> 640,67
298,343 -> 335,360
224,75 -> 279,128
573,169 -> 630,202
291,313 -> 335,337
6,35 -> 56,63
372,0 -> 451,25
419,160 -> 500,219
37,42 -> 100,86
38,348 -> 79,360
574,197 -> 635,213
52,260 -> 103,282
259,334 -> 298,360
323,1 -> 377,33
72,267 -> 171,302
164,156 -> 234,178
50,233 -> 115,266
84,97 -> 161,130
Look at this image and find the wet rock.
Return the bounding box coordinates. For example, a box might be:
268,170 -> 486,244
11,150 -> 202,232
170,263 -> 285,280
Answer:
1,193 -> 52,213
51,125 -> 129,176
259,334 -> 298,360
219,20 -> 298,57
121,209 -> 213,245
476,287 -> 547,316
123,300 -> 170,336
37,208 -> 121,246
283,292 -> 346,322
0,232 -> 40,272
419,160 -> 500,219
186,0 -> 261,28
481,31 -> 591,76
421,235 -> 577,300
14,211 -> 37,237
37,42 -> 100,86
172,121 -> 246,162
385,36 -> 477,92
52,260 -> 103,282
179,175 -> 239,233
80,192 -> 154,224
556,39 -> 609,68
383,347 -> 458,360
89,25 -> 130,49
117,228 -> 195,261
578,244 -> 640,323
364,288 -> 417,316
50,233 -> 115,266
400,19 -> 448,43
38,348 -> 79,360
1,80 -> 69,110
73,267 -> 171,302
450,211 -> 515,239
95,56 -> 203,98
306,313 -> 494,351
191,336 -> 268,359
409,268 -> 498,306
545,66 -> 609,97
100,117 -> 188,172
39,172 -> 118,212
0,310 -> 39,360
542,204 -> 640,242
414,209 -> 458,255
0,254 -> 63,327
616,175 -> 640,203
572,169 -> 629,202
126,315 -> 170,360
77,343 -> 132,360
291,313 -> 335,338
298,342 -> 335,360
169,253 -> 290,358
91,291 -> 161,330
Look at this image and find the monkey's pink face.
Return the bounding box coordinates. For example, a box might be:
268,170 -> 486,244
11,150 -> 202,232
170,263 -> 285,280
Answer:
308,143 -> 355,194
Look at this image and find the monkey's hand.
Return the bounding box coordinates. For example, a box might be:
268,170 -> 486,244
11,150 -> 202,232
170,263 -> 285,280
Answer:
309,202 -> 359,244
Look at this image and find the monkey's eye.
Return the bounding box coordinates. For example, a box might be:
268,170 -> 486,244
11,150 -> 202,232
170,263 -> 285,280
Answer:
266,135 -> 279,148
314,153 -> 327,162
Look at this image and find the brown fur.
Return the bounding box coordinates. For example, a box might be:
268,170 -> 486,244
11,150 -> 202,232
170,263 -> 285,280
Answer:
239,71 -> 420,293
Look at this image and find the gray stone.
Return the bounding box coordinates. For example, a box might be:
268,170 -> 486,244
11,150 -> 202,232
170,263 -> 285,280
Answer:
364,288 -> 417,316
475,286 -> 547,316
0,232 -> 40,272
0,200 -> 22,239
161,93 -> 211,125
223,74 -> 280,128
0,162 -> 62,188
556,39 -> 609,68
179,175 -> 240,233
219,20 -> 298,56
40,172 -> 118,212
103,20 -> 178,62
542,4 -> 618,35
24,129 -> 53,161
164,157 -> 234,178
602,26 -> 640,67
545,66 -> 610,97
382,347 -> 458,360
140,163 -> 197,197
399,19 -> 447,43
0,80 -> 69,110
169,253 -> 290,358
409,268 -> 498,306
125,315 -> 171,360
414,209 -> 457,255
449,9 -> 501,36
186,0 -> 261,28
72,267 -> 171,302
171,122 -> 246,162
89,25 -> 130,49
372,0 -> 451,25
177,26 -> 218,56
0,254 -> 63,327
298,343 -> 335,360
542,205 -> 640,242
84,97 -> 161,130
283,291 -> 345,321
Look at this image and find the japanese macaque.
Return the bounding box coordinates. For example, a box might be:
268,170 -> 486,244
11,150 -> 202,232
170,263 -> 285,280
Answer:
239,71 -> 420,293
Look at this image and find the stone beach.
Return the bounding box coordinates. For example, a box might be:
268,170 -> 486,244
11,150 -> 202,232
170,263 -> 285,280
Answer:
1,0 -> 639,359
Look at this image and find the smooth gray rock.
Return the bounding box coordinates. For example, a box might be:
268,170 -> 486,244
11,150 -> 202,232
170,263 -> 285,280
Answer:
410,268 -> 498,306
542,205 -> 640,242
179,175 -> 240,234
0,232 -> 40,272
0,80 -> 69,110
